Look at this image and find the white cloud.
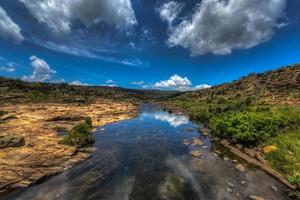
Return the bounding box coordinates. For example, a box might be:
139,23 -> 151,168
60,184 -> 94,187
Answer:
142,111 -> 189,127
0,6 -> 24,42
152,74 -> 211,91
0,66 -> 15,72
104,79 -> 117,87
22,56 -> 56,82
19,0 -> 137,35
195,84 -> 211,90
69,81 -> 89,86
30,40 -> 148,68
157,1 -> 184,26
168,0 -> 286,56
154,74 -> 192,91
131,81 -> 144,85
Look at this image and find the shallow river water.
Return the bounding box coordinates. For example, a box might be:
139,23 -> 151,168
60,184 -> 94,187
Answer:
2,104 -> 290,200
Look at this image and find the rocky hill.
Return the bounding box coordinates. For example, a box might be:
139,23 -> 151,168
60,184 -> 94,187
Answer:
174,63 -> 300,104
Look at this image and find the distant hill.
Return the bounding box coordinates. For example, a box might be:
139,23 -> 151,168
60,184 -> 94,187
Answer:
0,77 -> 179,104
173,63 -> 300,104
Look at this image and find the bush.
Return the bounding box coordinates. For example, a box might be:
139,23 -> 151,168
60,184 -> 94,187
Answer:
210,111 -> 285,144
191,108 -> 210,124
60,123 -> 95,148
85,116 -> 92,127
288,190 -> 300,200
288,173 -> 300,187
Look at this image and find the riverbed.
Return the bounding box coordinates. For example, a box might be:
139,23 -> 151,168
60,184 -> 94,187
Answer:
1,104 -> 289,200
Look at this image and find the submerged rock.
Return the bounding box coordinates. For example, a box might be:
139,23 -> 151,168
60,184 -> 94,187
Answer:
249,195 -> 265,200
228,182 -> 235,188
79,147 -> 97,153
235,164 -> 246,172
0,135 -> 25,148
200,127 -> 211,136
191,137 -> 203,146
226,188 -> 233,193
159,174 -> 184,200
190,150 -> 203,158
183,139 -> 190,146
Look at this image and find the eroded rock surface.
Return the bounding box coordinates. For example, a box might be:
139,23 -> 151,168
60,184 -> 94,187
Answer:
0,135 -> 25,148
0,100 -> 137,195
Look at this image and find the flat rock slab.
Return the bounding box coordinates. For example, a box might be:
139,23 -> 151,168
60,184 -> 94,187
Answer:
0,135 -> 25,148
0,100 -> 137,195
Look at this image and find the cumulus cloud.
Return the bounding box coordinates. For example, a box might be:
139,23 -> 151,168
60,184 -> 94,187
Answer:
195,84 -> 211,90
22,56 -> 56,82
154,74 -> 192,91
168,0 -> 286,56
19,0 -> 137,35
152,74 -> 211,91
69,81 -> 89,86
148,112 -> 189,127
0,6 -> 24,42
157,1 -> 184,26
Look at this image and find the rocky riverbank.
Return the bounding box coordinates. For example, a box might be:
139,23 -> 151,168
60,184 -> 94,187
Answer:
160,102 -> 298,191
0,99 -> 137,195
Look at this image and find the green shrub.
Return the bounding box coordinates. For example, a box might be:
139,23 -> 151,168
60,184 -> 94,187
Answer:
85,116 -> 92,127
288,190 -> 300,200
288,173 -> 300,187
60,123 -> 95,148
191,108 -> 210,124
210,111 -> 285,144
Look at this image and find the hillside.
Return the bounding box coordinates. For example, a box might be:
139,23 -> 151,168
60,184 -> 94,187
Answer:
0,77 -> 178,104
174,63 -> 300,104
165,63 -> 300,193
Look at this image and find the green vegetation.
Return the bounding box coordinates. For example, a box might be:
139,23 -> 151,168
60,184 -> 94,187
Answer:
85,116 -> 92,127
170,98 -> 300,188
288,190 -> 300,199
169,65 -> 300,192
210,111 -> 284,144
60,119 -> 95,148
0,76 -> 179,104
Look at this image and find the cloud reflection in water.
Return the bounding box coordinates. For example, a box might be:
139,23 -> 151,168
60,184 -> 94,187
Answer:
142,111 -> 189,127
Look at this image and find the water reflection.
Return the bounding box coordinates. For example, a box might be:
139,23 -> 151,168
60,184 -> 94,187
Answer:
141,111 -> 189,127
1,105 -> 290,200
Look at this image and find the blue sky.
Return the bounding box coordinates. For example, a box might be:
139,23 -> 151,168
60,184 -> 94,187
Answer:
0,0 -> 299,90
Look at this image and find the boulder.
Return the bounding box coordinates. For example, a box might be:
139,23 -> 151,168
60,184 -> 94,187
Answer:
244,148 -> 256,158
0,135 -> 25,148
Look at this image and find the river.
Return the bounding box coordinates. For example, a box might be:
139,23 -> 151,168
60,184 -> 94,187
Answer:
1,104 -> 289,200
